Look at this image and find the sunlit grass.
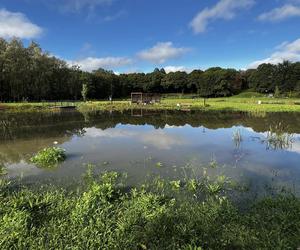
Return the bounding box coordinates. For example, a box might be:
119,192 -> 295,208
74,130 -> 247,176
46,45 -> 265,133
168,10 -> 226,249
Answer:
2,93 -> 300,113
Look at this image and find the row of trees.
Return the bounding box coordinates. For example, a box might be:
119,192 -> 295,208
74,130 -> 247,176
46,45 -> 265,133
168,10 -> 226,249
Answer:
0,39 -> 300,101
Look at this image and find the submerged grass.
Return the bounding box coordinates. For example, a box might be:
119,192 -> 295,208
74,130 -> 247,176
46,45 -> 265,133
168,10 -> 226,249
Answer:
30,147 -> 66,168
0,171 -> 300,249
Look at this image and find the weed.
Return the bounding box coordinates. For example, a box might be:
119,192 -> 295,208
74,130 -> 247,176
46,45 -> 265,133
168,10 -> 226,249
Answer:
30,147 -> 66,168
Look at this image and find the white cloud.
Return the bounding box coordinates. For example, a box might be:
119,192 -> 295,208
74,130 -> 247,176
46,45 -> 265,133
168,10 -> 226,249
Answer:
0,9 -> 42,39
190,0 -> 254,33
248,38 -> 300,68
137,42 -> 190,64
84,126 -> 186,150
258,4 -> 300,22
164,66 -> 193,73
60,0 -> 113,12
68,56 -> 132,72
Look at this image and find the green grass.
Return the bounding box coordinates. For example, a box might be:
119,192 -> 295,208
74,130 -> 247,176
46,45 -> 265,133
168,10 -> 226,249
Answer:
0,171 -> 299,249
30,147 -> 66,168
2,92 -> 300,113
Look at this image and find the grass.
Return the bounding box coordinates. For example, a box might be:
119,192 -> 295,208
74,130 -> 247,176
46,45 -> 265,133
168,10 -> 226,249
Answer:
0,170 -> 300,249
1,92 -> 300,113
30,147 -> 66,168
263,122 -> 295,150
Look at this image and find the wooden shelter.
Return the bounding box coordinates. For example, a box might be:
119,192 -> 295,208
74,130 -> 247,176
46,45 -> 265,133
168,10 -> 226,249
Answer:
131,92 -> 161,104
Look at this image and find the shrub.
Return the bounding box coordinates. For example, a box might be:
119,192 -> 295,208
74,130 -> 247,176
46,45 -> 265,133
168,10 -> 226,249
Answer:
30,147 -> 66,168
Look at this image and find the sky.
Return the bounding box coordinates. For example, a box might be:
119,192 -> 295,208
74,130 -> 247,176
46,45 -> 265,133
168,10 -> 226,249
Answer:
0,0 -> 300,73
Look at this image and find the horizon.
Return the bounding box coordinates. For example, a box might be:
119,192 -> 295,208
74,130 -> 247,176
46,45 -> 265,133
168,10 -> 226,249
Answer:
1,0 -> 300,73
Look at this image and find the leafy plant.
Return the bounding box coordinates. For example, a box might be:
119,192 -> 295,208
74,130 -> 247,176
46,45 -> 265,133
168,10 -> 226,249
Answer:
30,147 -> 66,168
0,165 -> 7,176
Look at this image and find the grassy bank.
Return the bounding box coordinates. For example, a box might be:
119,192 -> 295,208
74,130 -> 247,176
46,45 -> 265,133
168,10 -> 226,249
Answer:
2,92 -> 300,113
0,171 -> 300,249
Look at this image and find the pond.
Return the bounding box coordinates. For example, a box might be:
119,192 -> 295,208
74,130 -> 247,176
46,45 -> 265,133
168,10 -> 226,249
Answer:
1,110 -> 300,194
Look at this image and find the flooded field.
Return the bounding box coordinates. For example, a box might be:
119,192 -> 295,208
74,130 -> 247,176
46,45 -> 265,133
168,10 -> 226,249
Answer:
1,110 -> 300,193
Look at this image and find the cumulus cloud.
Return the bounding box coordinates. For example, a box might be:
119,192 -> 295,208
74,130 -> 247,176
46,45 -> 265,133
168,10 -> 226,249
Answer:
164,66 -> 193,73
0,8 -> 43,39
137,42 -> 190,64
68,56 -> 132,72
190,0 -> 254,33
258,4 -> 300,22
248,38 -> 300,68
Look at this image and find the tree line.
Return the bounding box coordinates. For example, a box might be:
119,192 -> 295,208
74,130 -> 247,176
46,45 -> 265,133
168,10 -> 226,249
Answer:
1,39 -> 300,101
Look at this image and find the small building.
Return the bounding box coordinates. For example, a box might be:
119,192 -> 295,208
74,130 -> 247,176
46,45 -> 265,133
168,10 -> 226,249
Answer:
131,92 -> 161,104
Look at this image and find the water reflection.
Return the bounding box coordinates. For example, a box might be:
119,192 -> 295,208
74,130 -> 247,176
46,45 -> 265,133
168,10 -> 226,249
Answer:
0,110 -> 300,193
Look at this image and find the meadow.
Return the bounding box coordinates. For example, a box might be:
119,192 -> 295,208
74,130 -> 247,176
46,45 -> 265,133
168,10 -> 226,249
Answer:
2,92 -> 300,113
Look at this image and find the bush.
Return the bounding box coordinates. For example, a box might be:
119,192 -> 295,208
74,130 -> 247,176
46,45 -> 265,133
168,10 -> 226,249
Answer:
30,147 -> 66,168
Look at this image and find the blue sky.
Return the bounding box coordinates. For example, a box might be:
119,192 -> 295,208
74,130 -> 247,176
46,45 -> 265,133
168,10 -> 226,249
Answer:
0,0 -> 300,73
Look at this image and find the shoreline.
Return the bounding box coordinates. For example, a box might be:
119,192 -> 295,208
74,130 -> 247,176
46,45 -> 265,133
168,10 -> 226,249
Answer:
1,96 -> 300,113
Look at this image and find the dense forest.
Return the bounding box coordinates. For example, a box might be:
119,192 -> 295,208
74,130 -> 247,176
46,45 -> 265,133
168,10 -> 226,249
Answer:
1,39 -> 300,101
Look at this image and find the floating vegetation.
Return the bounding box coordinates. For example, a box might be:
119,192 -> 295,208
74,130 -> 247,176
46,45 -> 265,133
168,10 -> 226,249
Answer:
232,128 -> 243,148
263,122 -> 294,150
30,147 -> 66,168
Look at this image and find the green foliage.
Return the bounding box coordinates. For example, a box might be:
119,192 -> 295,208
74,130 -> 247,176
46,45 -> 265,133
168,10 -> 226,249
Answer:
30,147 -> 66,168
0,172 -> 299,249
1,39 -> 300,102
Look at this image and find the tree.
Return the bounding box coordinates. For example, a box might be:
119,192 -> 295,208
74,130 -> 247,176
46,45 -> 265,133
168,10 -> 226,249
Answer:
81,83 -> 89,101
0,39 -> 299,102
162,71 -> 188,93
248,64 -> 276,93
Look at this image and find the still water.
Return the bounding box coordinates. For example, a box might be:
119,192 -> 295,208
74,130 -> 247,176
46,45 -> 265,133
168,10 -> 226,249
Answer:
1,110 -> 300,193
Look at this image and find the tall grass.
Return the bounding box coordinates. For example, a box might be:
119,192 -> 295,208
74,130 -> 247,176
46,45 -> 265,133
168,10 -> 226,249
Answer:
264,122 -> 294,150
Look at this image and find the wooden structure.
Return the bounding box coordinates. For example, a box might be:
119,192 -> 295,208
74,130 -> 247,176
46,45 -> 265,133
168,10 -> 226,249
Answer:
131,92 -> 161,104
